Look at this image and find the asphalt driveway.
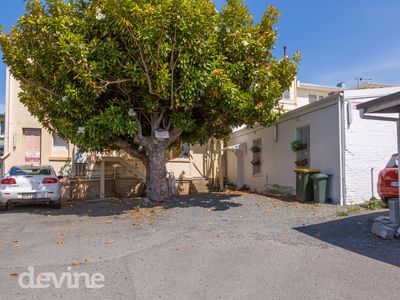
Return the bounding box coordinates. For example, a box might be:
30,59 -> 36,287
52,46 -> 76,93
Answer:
0,192 -> 399,299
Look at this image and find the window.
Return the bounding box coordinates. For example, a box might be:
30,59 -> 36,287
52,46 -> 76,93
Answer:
296,126 -> 310,167
10,166 -> 53,176
309,94 -> 318,103
282,90 -> 290,99
252,139 -> 262,175
319,95 -> 325,100
0,120 -> 4,136
53,134 -> 69,150
75,163 -> 87,177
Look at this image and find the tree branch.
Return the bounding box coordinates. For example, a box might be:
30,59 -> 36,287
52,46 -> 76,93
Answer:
97,79 -> 132,89
124,26 -> 169,101
167,127 -> 183,147
154,109 -> 165,130
20,76 -> 61,98
116,138 -> 148,165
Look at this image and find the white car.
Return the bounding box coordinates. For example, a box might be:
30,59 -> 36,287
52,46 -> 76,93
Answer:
0,165 -> 62,210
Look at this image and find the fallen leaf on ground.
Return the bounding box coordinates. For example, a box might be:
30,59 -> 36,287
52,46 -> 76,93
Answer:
84,258 -> 92,264
71,262 -> 82,266
106,240 -> 113,244
60,233 -> 65,237
133,215 -> 145,220
176,246 -> 181,251
56,240 -> 64,245
147,220 -> 156,225
105,220 -> 113,224
10,272 -> 18,277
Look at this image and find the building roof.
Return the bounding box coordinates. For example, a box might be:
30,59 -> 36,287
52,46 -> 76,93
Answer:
298,82 -> 344,92
356,91 -> 400,114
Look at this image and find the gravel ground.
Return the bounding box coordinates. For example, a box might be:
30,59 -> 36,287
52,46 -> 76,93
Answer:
0,192 -> 399,299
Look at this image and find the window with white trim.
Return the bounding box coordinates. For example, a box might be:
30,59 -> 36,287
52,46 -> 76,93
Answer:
296,126 -> 310,167
52,134 -> 69,150
309,94 -> 318,103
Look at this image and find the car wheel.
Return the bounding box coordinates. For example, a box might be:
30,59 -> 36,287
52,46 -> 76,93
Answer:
1,201 -> 12,211
52,202 -> 62,209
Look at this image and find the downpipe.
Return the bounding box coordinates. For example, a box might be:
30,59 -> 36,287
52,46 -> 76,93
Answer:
338,93 -> 345,206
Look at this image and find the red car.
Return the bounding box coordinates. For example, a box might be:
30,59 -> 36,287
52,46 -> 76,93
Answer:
378,154 -> 399,203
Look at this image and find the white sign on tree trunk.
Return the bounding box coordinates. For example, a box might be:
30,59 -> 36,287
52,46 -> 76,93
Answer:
155,130 -> 170,139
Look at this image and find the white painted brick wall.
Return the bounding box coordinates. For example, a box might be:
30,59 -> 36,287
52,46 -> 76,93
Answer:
344,88 -> 400,204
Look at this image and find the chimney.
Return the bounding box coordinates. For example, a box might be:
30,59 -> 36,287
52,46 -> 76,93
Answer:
283,46 -> 287,58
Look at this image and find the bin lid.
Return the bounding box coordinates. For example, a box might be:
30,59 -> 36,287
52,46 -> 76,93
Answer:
294,168 -> 320,173
311,174 -> 330,179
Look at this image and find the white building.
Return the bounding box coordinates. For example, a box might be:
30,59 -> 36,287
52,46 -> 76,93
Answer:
281,79 -> 344,111
226,86 -> 400,205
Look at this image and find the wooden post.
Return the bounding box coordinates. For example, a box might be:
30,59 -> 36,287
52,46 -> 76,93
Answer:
100,160 -> 105,199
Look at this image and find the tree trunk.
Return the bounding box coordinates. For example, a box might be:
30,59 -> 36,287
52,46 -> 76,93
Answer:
146,143 -> 169,202
117,126 -> 182,203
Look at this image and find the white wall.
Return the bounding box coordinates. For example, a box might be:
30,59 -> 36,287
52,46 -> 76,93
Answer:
343,88 -> 400,204
227,100 -> 341,202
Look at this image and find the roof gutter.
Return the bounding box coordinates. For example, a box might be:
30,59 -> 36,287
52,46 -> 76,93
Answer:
358,109 -> 398,122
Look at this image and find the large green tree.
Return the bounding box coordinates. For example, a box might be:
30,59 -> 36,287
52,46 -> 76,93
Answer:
0,0 -> 298,202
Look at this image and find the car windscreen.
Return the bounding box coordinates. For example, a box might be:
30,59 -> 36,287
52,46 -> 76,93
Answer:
386,155 -> 398,168
9,166 -> 52,176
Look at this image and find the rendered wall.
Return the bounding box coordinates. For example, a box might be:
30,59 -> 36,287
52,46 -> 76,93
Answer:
227,101 -> 341,202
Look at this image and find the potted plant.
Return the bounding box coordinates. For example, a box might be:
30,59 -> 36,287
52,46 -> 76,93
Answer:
250,145 -> 261,153
251,158 -> 261,165
291,140 -> 307,152
295,159 -> 308,166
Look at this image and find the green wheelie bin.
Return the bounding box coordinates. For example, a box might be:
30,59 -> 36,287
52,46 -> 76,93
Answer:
312,174 -> 331,203
294,168 -> 320,202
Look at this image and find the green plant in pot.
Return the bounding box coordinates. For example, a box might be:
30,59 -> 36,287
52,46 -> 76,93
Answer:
291,140 -> 307,152
250,145 -> 261,153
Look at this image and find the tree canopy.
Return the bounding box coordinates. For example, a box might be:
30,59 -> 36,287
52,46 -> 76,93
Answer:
1,0 -> 299,201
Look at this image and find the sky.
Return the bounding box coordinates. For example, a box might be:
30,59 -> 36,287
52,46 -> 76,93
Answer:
1,0 -> 400,113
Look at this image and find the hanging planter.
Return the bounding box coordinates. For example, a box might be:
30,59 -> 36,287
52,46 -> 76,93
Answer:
250,145 -> 261,153
295,159 -> 308,167
251,158 -> 261,165
291,140 -> 307,152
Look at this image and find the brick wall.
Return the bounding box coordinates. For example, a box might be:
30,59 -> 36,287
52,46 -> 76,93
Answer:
344,88 -> 400,204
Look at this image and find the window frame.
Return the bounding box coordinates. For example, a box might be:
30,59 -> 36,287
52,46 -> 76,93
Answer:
252,138 -> 262,176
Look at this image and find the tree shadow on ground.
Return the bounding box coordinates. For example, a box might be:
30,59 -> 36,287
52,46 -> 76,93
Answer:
0,193 -> 242,218
163,193 -> 242,211
294,211 -> 400,267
